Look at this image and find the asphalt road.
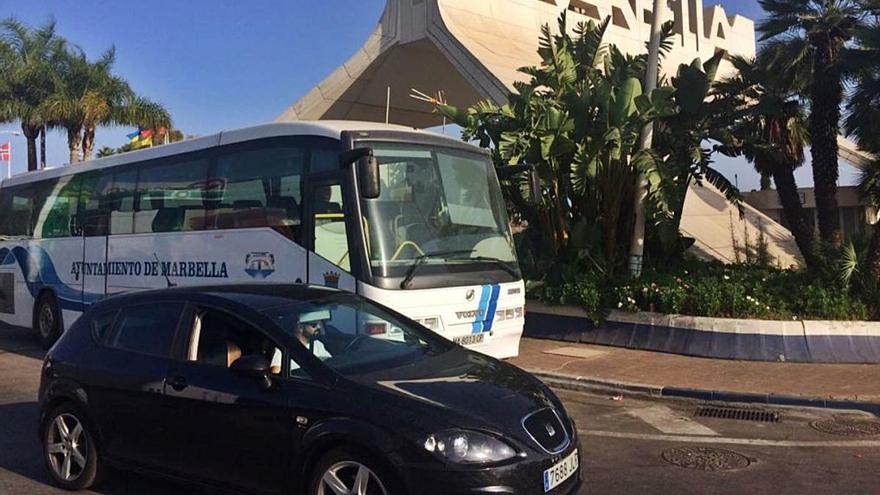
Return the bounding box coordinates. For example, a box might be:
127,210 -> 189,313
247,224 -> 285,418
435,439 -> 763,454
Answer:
1,325 -> 878,494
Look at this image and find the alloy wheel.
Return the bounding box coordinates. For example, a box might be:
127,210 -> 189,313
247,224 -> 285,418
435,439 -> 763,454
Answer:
46,413 -> 88,482
317,461 -> 388,495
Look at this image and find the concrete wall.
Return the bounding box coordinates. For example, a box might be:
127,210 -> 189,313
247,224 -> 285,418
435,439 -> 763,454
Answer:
526,301 -> 880,363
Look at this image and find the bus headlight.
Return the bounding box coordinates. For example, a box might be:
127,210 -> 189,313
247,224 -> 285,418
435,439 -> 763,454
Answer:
424,430 -> 517,464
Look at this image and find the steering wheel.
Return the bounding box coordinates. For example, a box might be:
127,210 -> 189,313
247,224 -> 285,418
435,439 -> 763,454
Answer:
342,334 -> 369,353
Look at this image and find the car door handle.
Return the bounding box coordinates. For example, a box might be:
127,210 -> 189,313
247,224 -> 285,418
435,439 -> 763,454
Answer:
165,375 -> 188,391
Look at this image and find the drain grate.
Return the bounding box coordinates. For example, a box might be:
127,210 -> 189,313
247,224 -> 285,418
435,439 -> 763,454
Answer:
695,406 -> 780,423
661,446 -> 752,471
810,419 -> 880,437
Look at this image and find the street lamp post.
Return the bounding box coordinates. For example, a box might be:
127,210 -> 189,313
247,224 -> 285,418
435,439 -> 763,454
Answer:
0,131 -> 22,179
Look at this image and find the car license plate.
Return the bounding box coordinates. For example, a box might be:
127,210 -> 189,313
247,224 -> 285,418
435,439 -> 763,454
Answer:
453,333 -> 485,346
543,449 -> 578,492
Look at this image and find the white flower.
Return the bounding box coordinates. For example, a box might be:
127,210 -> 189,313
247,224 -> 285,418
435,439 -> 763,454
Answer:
618,302 -> 623,308
723,275 -> 730,280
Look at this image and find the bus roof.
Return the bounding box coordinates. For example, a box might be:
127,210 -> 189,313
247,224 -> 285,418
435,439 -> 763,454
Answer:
1,121 -> 470,188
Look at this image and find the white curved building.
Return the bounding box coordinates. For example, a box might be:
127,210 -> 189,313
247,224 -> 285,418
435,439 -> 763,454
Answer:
278,0 -> 815,266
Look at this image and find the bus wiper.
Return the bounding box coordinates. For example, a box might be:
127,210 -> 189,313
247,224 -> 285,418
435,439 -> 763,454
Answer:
399,250 -> 475,289
446,253 -> 520,278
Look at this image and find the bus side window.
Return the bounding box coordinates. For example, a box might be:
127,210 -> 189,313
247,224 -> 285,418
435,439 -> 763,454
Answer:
214,146 -> 305,242
134,157 -> 209,233
2,185 -> 37,238
0,186 -> 29,238
36,175 -> 81,239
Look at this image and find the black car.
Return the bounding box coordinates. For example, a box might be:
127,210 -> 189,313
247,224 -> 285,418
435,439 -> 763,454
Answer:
38,285 -> 581,494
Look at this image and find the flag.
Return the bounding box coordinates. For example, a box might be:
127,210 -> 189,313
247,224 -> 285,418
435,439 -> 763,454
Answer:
140,129 -> 153,139
0,143 -> 9,162
140,136 -> 153,147
126,131 -> 140,140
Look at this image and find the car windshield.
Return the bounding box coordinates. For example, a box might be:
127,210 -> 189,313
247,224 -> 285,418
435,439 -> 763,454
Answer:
262,297 -> 454,377
359,142 -> 520,284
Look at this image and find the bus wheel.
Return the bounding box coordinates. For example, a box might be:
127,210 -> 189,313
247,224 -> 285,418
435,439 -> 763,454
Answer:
35,292 -> 62,349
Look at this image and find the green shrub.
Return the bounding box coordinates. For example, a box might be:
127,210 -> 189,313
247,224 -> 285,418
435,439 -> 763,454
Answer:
534,259 -> 874,321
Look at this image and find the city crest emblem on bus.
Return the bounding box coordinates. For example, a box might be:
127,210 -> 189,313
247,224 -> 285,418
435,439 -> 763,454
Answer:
245,252 -> 275,279
323,271 -> 341,288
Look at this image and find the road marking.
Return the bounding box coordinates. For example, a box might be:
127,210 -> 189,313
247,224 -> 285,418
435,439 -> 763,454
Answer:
627,405 -> 719,436
581,429 -> 880,448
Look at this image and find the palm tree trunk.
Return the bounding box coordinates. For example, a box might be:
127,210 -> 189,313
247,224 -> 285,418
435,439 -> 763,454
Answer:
20,123 -> 39,172
868,219 -> 880,284
67,128 -> 81,164
769,158 -> 816,267
39,125 -> 47,169
81,126 -> 96,161
809,50 -> 843,245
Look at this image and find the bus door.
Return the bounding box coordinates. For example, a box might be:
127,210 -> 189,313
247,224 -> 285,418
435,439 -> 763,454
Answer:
303,172 -> 357,293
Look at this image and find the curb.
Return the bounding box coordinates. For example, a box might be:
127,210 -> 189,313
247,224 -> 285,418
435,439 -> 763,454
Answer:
529,370 -> 880,416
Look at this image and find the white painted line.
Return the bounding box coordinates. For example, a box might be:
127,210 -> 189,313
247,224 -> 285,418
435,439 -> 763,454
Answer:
582,429 -> 880,448
627,405 -> 719,436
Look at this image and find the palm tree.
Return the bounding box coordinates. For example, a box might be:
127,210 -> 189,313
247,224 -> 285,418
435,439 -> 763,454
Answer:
95,146 -> 116,158
758,0 -> 876,245
860,162 -> 880,283
716,54 -> 817,267
846,21 -> 880,282
42,45 -> 171,163
0,18 -> 65,171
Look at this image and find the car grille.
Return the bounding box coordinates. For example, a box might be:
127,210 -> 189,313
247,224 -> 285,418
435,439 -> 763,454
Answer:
522,408 -> 570,454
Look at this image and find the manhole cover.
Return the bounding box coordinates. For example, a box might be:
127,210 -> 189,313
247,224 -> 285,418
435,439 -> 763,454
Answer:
661,447 -> 752,471
810,419 -> 880,437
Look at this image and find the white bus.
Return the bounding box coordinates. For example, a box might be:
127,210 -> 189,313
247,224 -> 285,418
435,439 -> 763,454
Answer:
0,122 -> 525,358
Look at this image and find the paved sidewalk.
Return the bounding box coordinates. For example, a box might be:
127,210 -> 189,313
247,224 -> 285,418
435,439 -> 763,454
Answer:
509,338 -> 880,402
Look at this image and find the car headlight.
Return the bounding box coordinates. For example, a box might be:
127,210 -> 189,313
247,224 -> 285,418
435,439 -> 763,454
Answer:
423,430 -> 517,464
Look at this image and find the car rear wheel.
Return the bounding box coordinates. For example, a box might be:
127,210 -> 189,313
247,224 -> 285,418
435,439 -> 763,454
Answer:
309,448 -> 393,495
35,292 -> 62,349
43,404 -> 102,490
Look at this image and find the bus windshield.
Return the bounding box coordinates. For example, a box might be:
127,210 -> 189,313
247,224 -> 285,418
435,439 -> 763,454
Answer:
359,142 -> 519,286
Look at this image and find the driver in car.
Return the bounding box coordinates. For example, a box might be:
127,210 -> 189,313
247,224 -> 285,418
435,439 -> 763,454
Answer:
291,310 -> 333,360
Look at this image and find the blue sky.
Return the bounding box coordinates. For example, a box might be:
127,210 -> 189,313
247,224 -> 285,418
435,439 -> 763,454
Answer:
0,0 -> 860,189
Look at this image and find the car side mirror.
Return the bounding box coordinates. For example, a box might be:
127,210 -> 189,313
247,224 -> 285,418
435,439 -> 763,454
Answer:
230,354 -> 273,389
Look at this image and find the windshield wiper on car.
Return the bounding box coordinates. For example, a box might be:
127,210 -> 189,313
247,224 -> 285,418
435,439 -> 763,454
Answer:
399,250 -> 475,289
445,253 -> 521,278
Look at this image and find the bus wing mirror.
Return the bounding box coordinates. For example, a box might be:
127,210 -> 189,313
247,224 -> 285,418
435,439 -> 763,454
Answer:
340,148 -> 381,199
357,154 -> 381,199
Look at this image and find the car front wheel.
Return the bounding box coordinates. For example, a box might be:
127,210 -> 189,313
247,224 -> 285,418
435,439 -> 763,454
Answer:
43,404 -> 102,490
309,448 -> 394,495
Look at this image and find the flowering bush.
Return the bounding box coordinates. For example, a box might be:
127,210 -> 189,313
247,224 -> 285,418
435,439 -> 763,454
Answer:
534,261 -> 872,321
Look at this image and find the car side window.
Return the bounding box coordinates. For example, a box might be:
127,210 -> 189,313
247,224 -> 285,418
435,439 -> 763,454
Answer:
106,304 -> 184,357
90,310 -> 118,343
188,308 -> 283,376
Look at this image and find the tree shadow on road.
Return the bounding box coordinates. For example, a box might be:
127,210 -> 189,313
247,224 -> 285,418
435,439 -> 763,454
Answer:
0,401 -> 199,494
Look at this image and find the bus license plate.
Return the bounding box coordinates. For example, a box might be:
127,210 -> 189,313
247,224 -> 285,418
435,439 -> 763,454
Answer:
543,449 -> 578,492
453,333 -> 485,346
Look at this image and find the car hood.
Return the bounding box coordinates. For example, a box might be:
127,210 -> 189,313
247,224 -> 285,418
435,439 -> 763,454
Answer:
347,348 -> 561,446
